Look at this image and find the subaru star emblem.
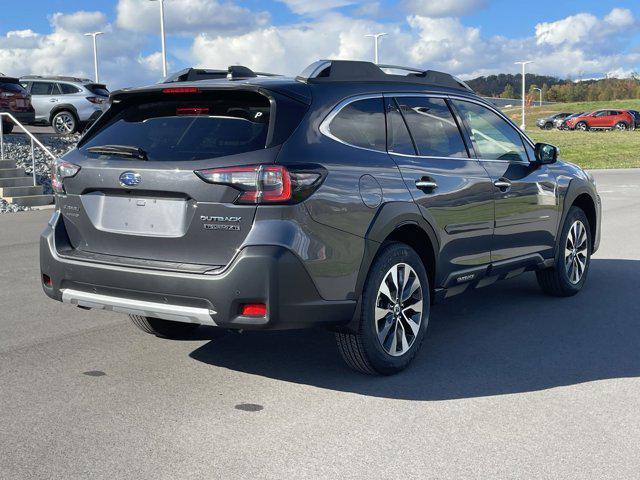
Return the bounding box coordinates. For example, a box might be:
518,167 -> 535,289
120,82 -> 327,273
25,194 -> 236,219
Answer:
119,171 -> 142,187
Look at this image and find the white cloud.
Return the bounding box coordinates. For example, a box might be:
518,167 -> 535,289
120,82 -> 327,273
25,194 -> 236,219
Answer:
0,12 -> 160,89
49,11 -> 108,33
116,0 -> 269,35
402,0 -> 485,17
277,0 -> 356,15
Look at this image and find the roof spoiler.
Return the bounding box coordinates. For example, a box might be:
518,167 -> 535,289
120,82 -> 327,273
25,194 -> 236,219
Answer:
0,76 -> 19,84
296,60 -> 474,92
162,66 -> 282,83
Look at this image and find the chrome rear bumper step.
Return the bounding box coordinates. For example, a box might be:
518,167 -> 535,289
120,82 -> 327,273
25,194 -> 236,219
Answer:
61,288 -> 217,325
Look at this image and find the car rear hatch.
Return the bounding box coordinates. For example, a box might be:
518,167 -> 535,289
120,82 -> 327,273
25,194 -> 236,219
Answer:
56,84 -> 309,270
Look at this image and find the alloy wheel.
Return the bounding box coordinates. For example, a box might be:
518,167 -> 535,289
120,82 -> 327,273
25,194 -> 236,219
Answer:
54,113 -> 75,134
374,263 -> 423,356
565,220 -> 588,284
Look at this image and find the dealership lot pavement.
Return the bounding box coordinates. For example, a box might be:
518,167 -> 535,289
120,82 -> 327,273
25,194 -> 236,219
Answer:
1,169 -> 639,479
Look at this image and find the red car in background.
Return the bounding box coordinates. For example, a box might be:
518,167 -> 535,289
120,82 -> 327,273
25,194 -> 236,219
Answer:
0,75 -> 35,134
565,109 -> 634,131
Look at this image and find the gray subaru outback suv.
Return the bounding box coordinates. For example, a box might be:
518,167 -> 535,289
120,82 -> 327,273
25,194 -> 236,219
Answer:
40,60 -> 601,374
20,76 -> 109,134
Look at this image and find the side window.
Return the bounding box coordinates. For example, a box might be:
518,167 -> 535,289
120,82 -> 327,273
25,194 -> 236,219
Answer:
453,100 -> 527,162
59,83 -> 80,94
394,97 -> 468,158
594,111 -> 607,117
327,98 -> 386,151
386,98 -> 416,155
31,82 -> 56,95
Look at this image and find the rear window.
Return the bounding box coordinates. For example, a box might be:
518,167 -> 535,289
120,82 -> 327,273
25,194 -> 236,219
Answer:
0,82 -> 27,94
81,91 -> 276,162
86,84 -> 109,97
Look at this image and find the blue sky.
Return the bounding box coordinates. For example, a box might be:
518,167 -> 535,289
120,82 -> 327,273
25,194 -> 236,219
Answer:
1,0 -> 638,88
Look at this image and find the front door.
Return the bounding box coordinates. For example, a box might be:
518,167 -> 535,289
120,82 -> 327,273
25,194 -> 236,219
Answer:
29,81 -> 61,122
385,95 -> 495,288
451,99 -> 559,262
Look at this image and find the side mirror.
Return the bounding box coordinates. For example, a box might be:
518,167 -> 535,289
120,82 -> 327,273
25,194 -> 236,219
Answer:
534,143 -> 558,164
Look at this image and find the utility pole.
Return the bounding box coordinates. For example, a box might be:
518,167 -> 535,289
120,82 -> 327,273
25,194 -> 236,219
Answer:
533,87 -> 542,107
84,32 -> 104,82
150,0 -> 168,77
515,61 -> 534,130
364,33 -> 387,64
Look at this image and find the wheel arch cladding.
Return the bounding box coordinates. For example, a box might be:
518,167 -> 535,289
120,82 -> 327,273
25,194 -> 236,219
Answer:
50,104 -> 79,123
571,193 -> 597,249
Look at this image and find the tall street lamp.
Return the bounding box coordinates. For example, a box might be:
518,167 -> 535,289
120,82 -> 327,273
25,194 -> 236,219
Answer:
84,32 -> 103,82
365,33 -> 387,64
515,60 -> 534,130
150,0 -> 168,77
533,87 -> 543,107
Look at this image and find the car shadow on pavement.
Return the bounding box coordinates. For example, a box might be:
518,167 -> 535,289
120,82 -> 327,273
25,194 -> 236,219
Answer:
189,259 -> 640,400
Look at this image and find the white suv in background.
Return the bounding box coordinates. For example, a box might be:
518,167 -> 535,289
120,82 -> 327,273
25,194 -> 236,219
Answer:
19,76 -> 109,134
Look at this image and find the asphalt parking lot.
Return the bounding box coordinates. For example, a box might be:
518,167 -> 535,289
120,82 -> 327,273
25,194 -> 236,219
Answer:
1,169 -> 639,479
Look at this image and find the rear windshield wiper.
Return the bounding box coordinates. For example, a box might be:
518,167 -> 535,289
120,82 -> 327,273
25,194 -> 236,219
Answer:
87,145 -> 148,161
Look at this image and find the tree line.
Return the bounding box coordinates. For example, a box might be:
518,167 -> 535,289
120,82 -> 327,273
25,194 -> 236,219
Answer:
467,73 -> 640,102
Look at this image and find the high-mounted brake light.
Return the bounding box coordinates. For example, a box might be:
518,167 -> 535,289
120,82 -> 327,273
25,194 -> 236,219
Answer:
162,87 -> 201,94
194,165 -> 323,205
51,159 -> 81,194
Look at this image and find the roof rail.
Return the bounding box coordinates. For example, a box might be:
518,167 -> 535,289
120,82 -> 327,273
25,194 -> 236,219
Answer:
296,60 -> 474,92
20,75 -> 94,83
162,66 -> 281,84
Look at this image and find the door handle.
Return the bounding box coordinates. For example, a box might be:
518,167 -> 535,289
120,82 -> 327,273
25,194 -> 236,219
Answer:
415,178 -> 438,191
494,179 -> 512,191
49,99 -> 58,102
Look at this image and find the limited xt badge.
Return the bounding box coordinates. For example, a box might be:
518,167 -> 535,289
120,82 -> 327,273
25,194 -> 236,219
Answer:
201,215 -> 242,231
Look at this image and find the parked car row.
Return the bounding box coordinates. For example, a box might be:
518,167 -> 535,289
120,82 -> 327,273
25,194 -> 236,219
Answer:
537,109 -> 639,131
0,74 -> 109,135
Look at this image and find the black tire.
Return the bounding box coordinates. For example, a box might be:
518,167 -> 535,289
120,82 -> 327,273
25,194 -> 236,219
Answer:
614,121 -> 628,131
544,122 -> 553,130
129,314 -> 199,338
536,206 -> 591,297
51,110 -> 78,135
575,121 -> 589,131
2,122 -> 13,134
335,242 -> 430,375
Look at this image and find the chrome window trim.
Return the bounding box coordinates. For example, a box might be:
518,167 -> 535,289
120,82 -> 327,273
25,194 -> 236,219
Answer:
319,91 -> 536,163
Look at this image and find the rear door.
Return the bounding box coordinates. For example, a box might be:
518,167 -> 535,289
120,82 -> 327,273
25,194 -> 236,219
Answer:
29,81 -> 60,122
385,95 -> 495,286
451,98 -> 559,262
58,88 -> 307,268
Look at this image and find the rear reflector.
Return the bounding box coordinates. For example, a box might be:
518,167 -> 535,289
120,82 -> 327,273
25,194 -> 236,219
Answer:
162,87 -> 201,94
42,274 -> 52,287
240,303 -> 267,317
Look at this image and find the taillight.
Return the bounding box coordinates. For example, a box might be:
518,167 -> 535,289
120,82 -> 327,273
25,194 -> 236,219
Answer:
86,96 -> 107,104
162,87 -> 201,94
194,165 -> 324,204
52,159 -> 81,194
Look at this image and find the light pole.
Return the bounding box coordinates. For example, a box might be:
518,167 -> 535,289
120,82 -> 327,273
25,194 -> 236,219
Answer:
515,61 -> 534,130
84,32 -> 103,82
150,0 -> 168,77
533,87 -> 542,107
365,33 -> 387,64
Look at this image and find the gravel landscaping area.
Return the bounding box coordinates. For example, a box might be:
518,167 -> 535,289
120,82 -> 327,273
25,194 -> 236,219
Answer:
0,133 -> 79,213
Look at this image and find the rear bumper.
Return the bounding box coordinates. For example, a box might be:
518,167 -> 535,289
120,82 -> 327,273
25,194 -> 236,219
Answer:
2,110 -> 35,125
41,212 -> 355,330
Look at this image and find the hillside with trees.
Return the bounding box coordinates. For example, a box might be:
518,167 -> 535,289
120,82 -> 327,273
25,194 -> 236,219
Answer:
467,74 -> 640,102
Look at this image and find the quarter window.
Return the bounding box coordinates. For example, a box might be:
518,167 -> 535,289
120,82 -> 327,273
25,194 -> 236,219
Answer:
327,98 -> 386,151
394,97 -> 468,158
59,83 -> 80,94
453,100 -> 527,162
